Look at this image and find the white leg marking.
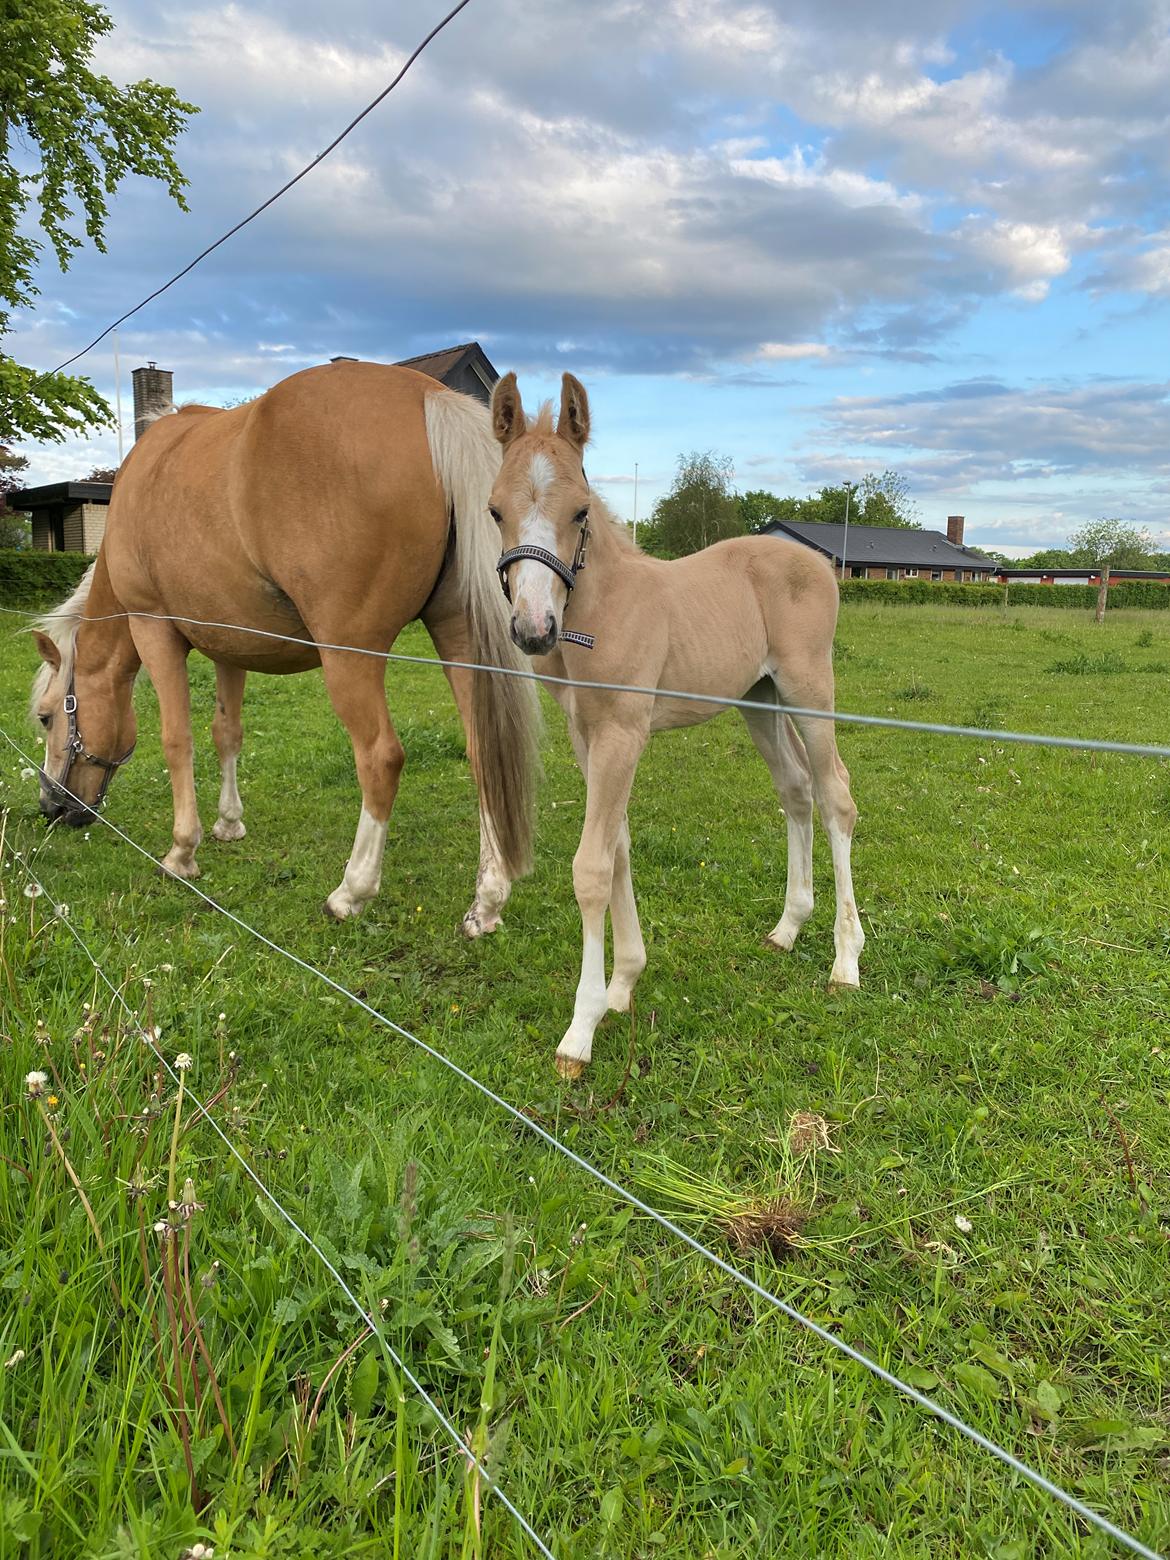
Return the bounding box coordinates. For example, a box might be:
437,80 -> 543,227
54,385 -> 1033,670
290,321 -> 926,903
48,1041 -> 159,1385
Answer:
606,825 -> 645,1011
326,805 -> 388,920
462,810 -> 512,938
212,753 -> 246,841
826,817 -> 864,987
767,808 -> 815,950
557,913 -> 609,1077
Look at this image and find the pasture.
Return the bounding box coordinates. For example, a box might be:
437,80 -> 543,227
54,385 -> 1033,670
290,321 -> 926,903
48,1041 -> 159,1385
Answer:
1,600 -> 1168,1559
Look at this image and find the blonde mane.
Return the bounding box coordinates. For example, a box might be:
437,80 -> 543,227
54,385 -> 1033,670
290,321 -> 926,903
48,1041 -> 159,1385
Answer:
28,561 -> 96,718
522,405 -> 640,553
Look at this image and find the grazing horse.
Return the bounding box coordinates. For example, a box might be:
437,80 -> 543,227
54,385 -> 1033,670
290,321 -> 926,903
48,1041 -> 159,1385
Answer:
29,361 -> 538,933
488,372 -> 863,1076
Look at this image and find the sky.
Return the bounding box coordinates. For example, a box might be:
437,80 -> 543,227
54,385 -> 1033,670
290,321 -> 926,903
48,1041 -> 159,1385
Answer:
9,0 -> 1170,556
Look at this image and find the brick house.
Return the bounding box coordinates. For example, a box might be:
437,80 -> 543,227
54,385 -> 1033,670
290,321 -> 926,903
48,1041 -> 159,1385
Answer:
760,514 -> 997,581
10,344 -> 501,555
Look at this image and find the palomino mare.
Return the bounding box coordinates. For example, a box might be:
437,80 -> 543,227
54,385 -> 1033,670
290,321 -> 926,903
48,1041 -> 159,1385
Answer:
29,361 -> 538,933
489,372 -> 863,1077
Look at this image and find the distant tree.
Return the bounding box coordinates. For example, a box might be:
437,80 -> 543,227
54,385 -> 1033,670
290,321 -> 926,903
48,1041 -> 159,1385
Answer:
1013,547 -> 1077,570
639,451 -> 744,558
738,488 -> 803,531
0,0 -> 197,443
85,465 -> 118,482
0,446 -> 31,548
1067,518 -> 1155,571
857,469 -> 921,529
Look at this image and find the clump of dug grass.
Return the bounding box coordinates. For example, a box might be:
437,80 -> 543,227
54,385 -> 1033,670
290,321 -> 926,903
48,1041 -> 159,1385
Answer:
635,1145 -> 819,1260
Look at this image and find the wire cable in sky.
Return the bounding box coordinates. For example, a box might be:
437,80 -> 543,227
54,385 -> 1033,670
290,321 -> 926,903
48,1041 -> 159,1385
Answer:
49,0 -> 477,375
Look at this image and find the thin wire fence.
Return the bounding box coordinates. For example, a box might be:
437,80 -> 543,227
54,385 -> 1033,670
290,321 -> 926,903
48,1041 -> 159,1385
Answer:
47,0 -> 478,374
1,840 -> 558,1560
3,600 -> 1168,760
0,720 -> 1163,1560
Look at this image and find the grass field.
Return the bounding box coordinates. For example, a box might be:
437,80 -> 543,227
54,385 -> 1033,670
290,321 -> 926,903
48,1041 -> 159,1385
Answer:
1,600 -> 1168,1559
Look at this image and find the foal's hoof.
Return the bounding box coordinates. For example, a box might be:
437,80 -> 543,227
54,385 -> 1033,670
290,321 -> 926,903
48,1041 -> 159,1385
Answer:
160,854 -> 200,881
323,890 -> 363,921
555,1054 -> 587,1081
212,817 -> 246,842
827,973 -> 861,991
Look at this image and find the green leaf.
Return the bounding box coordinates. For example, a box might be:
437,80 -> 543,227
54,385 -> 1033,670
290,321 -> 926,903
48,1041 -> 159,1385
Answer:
600,1486 -> 624,1524
1033,1380 -> 1062,1420
349,1348 -> 379,1418
953,1363 -> 1001,1400
902,1366 -> 939,1391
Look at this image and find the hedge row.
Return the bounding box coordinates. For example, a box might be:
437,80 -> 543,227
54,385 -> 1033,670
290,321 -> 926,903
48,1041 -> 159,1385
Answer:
0,550 -> 93,610
838,577 -> 1170,610
2,548 -> 1168,614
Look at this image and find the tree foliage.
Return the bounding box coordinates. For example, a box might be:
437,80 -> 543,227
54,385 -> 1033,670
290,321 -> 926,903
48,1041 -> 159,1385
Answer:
1067,518 -> 1156,571
639,451 -> 745,558
0,445 -> 31,547
1,0 -> 197,443
741,469 -> 920,532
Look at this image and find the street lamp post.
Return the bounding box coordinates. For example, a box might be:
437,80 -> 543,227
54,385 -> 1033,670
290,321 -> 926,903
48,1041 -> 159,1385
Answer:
632,461 -> 639,544
840,481 -> 855,581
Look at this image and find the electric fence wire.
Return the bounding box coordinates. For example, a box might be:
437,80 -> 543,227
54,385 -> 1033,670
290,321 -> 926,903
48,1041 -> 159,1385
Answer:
0,721 -> 1164,1560
1,840 -> 559,1560
47,0 -> 478,375
2,600 -> 1168,760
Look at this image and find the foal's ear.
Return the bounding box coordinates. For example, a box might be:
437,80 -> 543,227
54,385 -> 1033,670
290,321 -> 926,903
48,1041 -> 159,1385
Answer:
491,372 -> 526,448
32,631 -> 61,671
557,374 -> 590,452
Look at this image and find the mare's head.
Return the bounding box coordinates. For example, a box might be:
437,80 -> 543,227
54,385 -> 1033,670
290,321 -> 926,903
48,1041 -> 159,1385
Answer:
489,372 -> 591,655
28,567 -> 137,825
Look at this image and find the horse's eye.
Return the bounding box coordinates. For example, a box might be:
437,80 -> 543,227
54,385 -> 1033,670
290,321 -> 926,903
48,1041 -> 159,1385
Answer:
573,508 -> 589,525
489,506 -> 503,525
38,714 -> 51,728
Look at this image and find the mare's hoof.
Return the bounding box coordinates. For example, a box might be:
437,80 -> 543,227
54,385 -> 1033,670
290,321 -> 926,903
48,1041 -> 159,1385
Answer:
461,908 -> 501,940
212,818 -> 246,842
555,1054 -> 587,1081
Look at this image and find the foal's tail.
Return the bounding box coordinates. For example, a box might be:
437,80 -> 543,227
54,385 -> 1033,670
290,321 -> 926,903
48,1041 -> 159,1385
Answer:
424,389 -> 540,879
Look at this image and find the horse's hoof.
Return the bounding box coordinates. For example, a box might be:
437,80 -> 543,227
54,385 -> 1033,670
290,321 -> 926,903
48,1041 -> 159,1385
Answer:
827,974 -> 861,991
323,892 -> 361,921
160,855 -> 200,881
461,909 -> 501,940
212,818 -> 246,842
555,1054 -> 587,1081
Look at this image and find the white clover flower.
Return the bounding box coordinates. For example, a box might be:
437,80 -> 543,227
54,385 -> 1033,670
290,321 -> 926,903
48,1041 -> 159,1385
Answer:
954,1213 -> 973,1234
175,1052 -> 193,1072
25,1071 -> 49,1099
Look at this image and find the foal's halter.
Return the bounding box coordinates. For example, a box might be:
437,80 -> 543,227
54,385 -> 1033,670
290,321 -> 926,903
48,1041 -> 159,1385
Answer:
39,668 -> 136,813
496,519 -> 590,605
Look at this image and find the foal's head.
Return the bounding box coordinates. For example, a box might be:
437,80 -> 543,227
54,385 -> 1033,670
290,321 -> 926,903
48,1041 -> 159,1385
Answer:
489,372 -> 591,656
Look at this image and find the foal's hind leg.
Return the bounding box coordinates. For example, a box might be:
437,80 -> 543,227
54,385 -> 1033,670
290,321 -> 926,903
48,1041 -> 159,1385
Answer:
774,668 -> 864,987
211,662 -> 247,842
740,693 -> 816,951
317,648 -> 405,920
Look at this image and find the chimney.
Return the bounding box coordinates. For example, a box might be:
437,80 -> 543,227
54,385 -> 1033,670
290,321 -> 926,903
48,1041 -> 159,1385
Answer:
132,362 -> 173,441
946,514 -> 965,546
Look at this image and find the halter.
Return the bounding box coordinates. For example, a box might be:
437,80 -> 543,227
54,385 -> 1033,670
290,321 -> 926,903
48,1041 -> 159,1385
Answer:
39,667 -> 136,814
496,518 -> 590,605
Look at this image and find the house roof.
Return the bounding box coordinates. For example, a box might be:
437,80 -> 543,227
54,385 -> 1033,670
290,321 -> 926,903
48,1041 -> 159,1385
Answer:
393,341 -> 499,390
761,519 -> 995,568
10,481 -> 112,509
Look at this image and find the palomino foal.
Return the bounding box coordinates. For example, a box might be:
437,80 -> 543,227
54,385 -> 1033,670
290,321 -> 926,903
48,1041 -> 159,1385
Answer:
489,372 -> 864,1077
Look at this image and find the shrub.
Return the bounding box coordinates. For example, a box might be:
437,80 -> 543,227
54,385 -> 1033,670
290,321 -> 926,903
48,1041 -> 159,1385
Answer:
835,578 -> 1170,610
0,550 -> 92,608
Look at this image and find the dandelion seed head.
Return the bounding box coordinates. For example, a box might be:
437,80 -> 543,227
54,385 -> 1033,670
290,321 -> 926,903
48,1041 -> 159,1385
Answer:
175,1052 -> 193,1072
954,1213 -> 973,1234
25,1071 -> 48,1099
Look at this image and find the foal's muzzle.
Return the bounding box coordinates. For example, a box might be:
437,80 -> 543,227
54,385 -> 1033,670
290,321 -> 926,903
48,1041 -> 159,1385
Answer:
511,612 -> 559,657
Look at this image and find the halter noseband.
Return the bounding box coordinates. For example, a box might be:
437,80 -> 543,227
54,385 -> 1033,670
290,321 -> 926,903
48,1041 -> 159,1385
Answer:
39,667 -> 136,814
496,519 -> 590,605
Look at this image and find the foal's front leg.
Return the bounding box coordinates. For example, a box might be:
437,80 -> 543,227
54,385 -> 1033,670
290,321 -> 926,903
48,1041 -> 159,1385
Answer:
557,725 -> 643,1079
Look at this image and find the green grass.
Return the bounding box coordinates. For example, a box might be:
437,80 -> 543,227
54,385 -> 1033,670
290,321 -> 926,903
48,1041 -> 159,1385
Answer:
1,601 -> 1168,1559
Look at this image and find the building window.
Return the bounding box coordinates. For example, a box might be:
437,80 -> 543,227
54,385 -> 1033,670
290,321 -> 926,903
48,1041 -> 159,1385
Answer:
955,570 -> 966,582
931,569 -> 942,581
905,568 -> 919,578
886,567 -> 899,580
849,565 -> 865,578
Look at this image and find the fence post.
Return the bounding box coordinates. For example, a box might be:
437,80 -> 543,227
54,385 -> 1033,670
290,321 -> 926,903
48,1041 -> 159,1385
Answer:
1094,564 -> 1111,624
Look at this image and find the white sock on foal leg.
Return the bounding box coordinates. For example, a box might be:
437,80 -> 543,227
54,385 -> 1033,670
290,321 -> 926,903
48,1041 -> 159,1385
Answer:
557,911 -> 609,1078
212,753 -> 246,841
767,806 -> 815,950
326,806 -> 388,920
826,817 -> 864,987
